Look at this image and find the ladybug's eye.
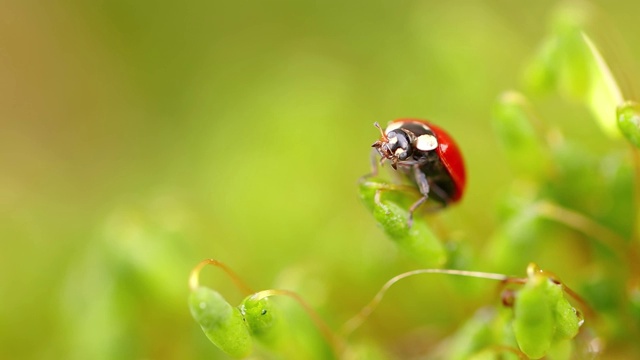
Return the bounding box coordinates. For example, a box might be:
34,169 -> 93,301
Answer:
387,130 -> 413,160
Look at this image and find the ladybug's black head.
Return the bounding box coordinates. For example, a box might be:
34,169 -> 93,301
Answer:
371,122 -> 415,169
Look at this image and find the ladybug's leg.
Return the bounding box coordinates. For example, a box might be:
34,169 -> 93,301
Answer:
359,149 -> 383,181
430,183 -> 451,204
424,174 -> 453,211
407,165 -> 430,228
370,148 -> 382,176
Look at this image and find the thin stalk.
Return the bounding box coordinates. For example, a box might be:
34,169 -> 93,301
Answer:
340,269 -> 510,338
189,258 -> 254,295
534,200 -> 629,260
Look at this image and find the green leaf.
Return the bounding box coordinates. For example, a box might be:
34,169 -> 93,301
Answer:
240,295 -> 285,350
524,15 -> 589,99
189,287 -> 252,358
617,101 -> 640,148
523,34 -> 561,94
524,11 -> 624,138
492,91 -> 550,180
546,339 -> 573,360
484,203 -> 545,274
241,295 -> 278,337
444,309 -> 495,360
545,280 -> 581,341
554,295 -> 581,341
582,33 -> 624,138
580,276 -> 622,313
512,267 -> 582,359
358,178 -> 447,267
512,275 -> 555,359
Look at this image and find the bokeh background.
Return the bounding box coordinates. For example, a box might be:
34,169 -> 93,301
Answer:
2,0 -> 640,359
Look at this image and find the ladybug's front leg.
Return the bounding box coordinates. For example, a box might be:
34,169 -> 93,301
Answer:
369,148 -> 383,176
407,164 -> 430,228
359,148 -> 385,182
358,149 -> 385,183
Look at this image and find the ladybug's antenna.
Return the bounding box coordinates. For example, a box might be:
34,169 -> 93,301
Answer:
373,122 -> 388,142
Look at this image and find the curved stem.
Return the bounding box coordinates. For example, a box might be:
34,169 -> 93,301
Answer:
252,289 -> 346,358
534,200 -> 629,260
189,258 -> 254,295
340,269 -> 510,338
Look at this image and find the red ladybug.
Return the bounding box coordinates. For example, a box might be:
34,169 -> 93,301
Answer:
371,118 -> 466,226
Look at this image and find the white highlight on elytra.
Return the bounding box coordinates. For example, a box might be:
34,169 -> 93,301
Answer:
415,134 -> 438,151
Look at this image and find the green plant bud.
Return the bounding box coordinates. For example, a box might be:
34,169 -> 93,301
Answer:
492,91 -> 550,179
359,178 -> 447,267
523,16 -> 589,99
523,36 -> 561,94
524,11 -> 623,138
539,278 -> 582,341
512,275 -> 555,359
581,33 -> 624,138
546,339 -> 573,360
557,29 -> 590,100
617,101 -> 640,148
240,295 -> 282,347
552,289 -> 582,341
189,287 -> 252,358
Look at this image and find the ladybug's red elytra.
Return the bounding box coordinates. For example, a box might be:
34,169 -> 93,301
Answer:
371,118 -> 466,226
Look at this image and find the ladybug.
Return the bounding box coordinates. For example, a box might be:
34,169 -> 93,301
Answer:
370,118 -> 466,226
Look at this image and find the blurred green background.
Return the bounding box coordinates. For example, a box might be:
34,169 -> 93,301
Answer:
2,0 -> 640,359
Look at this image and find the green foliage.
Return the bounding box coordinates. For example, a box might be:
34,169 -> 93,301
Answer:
358,177 -> 447,267
512,270 -> 581,359
443,309 -> 495,360
617,101 -> 640,148
238,294 -> 303,358
524,9 -> 623,137
492,91 -> 550,180
189,5 -> 640,358
349,4 -> 639,359
8,2 -> 640,360
189,287 -> 252,358
240,295 -> 281,343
